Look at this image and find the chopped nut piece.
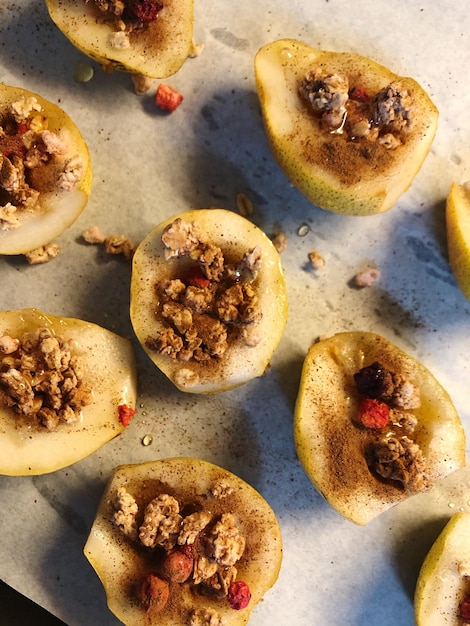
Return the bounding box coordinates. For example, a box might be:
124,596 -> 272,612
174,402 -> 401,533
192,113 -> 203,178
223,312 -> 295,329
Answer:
147,218 -> 264,364
271,230 -> 287,253
308,250 -> 325,268
208,513 -> 246,567
131,73 -> 154,95
211,481 -> 234,499
367,435 -> 427,491
189,607 -> 224,626
139,494 -> 182,550
112,486 -> 139,540
353,267 -> 381,287
82,225 -> 106,244
188,38 -> 205,58
178,511 -> 212,545
25,243 -> 61,264
0,327 -> 92,429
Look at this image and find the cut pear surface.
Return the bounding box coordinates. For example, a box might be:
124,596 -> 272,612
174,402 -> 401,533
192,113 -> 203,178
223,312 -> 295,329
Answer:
45,0 -> 194,78
0,309 -> 137,475
446,181 -> 470,301
130,209 -> 288,394
294,332 -> 465,525
84,457 -> 283,626
254,39 -> 438,215
0,83 -> 92,255
415,512 -> 470,626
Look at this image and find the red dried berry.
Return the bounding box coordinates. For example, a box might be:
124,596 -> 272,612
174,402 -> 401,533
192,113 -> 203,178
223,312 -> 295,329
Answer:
185,265 -> 210,288
155,84 -> 184,112
135,573 -> 169,612
227,580 -> 251,610
118,404 -> 136,426
160,548 -> 193,583
461,594 -> 470,621
0,133 -> 26,158
126,0 -> 163,22
357,397 -> 390,429
350,86 -> 370,102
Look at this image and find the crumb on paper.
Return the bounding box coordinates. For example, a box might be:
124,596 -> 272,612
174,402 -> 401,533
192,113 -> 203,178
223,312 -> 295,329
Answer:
82,226 -> 135,260
308,250 -> 325,269
188,38 -> 205,58
236,193 -> 254,218
271,230 -> 287,253
131,73 -> 154,95
25,243 -> 61,264
353,267 -> 381,287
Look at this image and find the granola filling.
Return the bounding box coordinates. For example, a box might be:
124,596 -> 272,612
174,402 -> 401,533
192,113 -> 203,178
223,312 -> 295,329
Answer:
353,361 -> 427,491
111,484 -> 249,623
0,327 -> 92,430
299,68 -> 414,148
145,218 -> 263,363
86,0 -> 163,49
0,96 -> 84,231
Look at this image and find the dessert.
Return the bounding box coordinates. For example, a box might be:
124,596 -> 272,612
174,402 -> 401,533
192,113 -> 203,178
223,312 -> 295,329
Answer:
0,84 -> 91,255
130,209 -> 288,393
294,332 -> 465,525
0,308 -> 137,475
254,39 -> 438,215
415,512 -> 470,625
84,457 -> 283,625
45,0 -> 194,79
446,181 -> 470,301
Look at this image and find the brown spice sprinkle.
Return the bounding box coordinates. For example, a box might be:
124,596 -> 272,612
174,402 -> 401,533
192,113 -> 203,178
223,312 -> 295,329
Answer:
145,218 -> 263,363
0,96 -> 83,230
0,327 -> 92,430
111,484 -> 248,622
295,68 -> 415,186
354,361 -> 427,491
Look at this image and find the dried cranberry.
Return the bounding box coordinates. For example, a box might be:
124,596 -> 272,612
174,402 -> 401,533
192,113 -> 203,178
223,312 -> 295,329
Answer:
228,580 -> 251,610
135,573 -> 169,612
357,397 -> 390,429
354,361 -> 394,399
118,404 -> 136,426
126,0 -> 163,22
461,594 -> 470,621
349,86 -> 370,102
155,83 -> 184,112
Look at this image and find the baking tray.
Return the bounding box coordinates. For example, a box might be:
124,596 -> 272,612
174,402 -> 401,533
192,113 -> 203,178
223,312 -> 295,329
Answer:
1,1 -> 470,624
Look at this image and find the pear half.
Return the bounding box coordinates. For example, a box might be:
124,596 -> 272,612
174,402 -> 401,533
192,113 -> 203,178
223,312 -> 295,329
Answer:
415,512 -> 470,626
0,83 -> 92,255
255,39 -> 438,215
294,332 -> 465,525
45,0 -> 194,78
446,181 -> 470,301
130,209 -> 288,394
0,308 -> 137,475
84,457 -> 283,626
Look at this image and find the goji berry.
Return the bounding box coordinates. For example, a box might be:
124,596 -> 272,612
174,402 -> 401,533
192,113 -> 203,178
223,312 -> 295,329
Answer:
350,86 -> 370,102
185,265 -> 210,288
461,594 -> 470,621
155,84 -> 183,113
127,0 -> 163,22
227,580 -> 251,610
357,397 -> 390,429
118,404 -> 136,427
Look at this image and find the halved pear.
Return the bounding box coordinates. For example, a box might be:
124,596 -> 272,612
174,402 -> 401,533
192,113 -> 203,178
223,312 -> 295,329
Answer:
0,308 -> 137,475
294,332 -> 465,525
254,39 -> 438,215
84,457 -> 283,626
130,209 -> 288,394
446,182 -> 470,301
45,0 -> 194,78
415,512 -> 470,626
0,83 -> 92,255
